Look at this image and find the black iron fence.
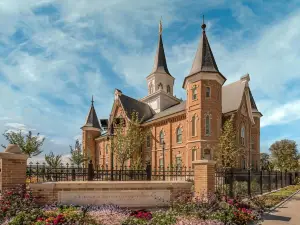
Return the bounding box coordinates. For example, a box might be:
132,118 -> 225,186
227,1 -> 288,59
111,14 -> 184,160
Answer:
215,168 -> 298,198
26,161 -> 194,183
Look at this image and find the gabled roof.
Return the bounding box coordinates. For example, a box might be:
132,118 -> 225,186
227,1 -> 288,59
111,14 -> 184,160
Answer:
222,80 -> 246,114
145,101 -> 186,122
118,94 -> 155,122
82,97 -> 101,129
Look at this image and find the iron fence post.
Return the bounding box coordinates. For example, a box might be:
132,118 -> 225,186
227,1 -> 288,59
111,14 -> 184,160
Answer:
285,170 -> 287,186
229,168 -> 234,198
275,171 -> 278,189
162,141 -> 165,181
248,169 -> 251,197
281,171 -> 283,188
146,163 -> 151,181
260,170 -> 263,195
87,160 -> 94,181
268,170 -> 271,192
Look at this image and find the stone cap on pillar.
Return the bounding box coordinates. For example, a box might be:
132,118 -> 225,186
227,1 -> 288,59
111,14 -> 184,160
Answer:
0,144 -> 29,160
192,159 -> 216,166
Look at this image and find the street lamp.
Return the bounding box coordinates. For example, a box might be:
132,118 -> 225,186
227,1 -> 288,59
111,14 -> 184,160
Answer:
162,140 -> 165,181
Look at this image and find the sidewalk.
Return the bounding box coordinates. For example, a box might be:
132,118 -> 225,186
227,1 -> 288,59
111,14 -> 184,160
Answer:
262,192 -> 300,225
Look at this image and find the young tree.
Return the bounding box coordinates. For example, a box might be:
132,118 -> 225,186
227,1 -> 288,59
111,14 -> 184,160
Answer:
1,130 -> 45,157
215,114 -> 240,169
45,151 -> 62,168
111,111 -> 149,169
260,153 -> 274,170
269,139 -> 299,171
69,139 -> 87,167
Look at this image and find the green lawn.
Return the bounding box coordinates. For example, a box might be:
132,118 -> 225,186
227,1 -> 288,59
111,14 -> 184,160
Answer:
260,184 -> 300,208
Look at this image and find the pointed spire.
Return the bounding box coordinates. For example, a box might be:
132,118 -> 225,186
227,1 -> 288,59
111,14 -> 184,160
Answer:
151,18 -> 171,76
82,96 -> 101,129
188,16 -> 219,76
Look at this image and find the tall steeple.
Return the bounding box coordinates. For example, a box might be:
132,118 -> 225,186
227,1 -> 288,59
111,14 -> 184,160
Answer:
188,16 -> 220,76
183,16 -> 226,88
151,18 -> 171,75
82,96 -> 101,129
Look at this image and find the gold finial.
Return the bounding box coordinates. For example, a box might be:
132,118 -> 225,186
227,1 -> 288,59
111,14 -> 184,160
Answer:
159,17 -> 163,34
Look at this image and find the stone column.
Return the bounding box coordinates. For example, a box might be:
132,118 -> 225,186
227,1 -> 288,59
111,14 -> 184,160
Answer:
192,159 -> 216,198
0,144 -> 28,193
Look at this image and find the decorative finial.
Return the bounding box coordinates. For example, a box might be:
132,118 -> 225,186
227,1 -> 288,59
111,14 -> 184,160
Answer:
91,95 -> 94,105
201,15 -> 206,31
159,17 -> 163,34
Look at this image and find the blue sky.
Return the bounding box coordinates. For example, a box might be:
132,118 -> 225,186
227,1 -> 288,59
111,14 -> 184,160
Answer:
1,0 -> 300,162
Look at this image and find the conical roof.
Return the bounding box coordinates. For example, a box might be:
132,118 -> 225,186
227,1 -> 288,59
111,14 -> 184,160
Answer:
82,96 -> 101,129
151,20 -> 171,76
189,26 -> 219,75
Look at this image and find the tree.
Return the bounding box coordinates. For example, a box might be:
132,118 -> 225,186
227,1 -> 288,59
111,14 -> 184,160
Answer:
69,139 -> 87,167
111,111 -> 149,169
1,130 -> 45,157
260,153 -> 274,170
269,139 -> 299,171
215,114 -> 240,169
45,151 -> 62,168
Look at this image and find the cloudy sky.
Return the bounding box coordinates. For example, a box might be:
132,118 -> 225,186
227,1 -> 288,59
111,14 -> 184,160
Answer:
1,0 -> 300,162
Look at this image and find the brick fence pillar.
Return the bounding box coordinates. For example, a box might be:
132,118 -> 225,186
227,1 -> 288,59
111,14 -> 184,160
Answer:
192,159 -> 216,198
0,144 -> 28,194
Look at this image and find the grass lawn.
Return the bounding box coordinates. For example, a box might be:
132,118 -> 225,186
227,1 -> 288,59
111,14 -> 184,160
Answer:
259,184 -> 300,208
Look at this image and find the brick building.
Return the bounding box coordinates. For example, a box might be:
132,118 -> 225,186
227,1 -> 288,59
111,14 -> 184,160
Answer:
81,21 -> 262,170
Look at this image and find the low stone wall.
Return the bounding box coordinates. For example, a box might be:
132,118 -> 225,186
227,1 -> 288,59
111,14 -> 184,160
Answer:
29,181 -> 192,208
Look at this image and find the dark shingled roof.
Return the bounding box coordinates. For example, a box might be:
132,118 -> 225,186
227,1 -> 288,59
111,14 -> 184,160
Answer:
119,94 -> 155,122
145,101 -> 186,122
100,119 -> 108,129
151,33 -> 171,76
189,30 -> 219,75
83,102 -> 101,129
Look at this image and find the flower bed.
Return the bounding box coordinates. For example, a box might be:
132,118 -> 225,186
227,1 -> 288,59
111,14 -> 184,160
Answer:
3,185 -> 294,225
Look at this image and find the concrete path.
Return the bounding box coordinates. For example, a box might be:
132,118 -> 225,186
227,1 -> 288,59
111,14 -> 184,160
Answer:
262,192 -> 300,225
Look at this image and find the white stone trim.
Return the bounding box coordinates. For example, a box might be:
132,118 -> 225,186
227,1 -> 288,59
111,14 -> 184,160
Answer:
192,160 -> 216,165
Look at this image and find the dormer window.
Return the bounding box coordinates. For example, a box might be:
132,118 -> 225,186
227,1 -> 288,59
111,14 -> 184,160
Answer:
167,85 -> 171,93
205,87 -> 211,98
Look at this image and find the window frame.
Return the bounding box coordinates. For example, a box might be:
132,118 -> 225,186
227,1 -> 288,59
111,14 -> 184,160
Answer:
203,148 -> 211,160
241,125 -> 245,146
159,130 -> 164,145
192,148 -> 197,161
192,85 -> 197,100
167,85 -> 171,93
192,115 -> 196,137
146,135 -> 151,148
205,114 -> 211,136
176,127 -> 182,143
205,86 -> 211,98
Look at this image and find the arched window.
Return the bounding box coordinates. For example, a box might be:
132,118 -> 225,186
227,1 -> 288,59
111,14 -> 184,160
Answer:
149,84 -> 154,94
167,85 -> 171,93
192,115 -> 196,136
205,87 -> 211,98
251,136 -> 255,150
158,83 -> 163,90
192,148 -> 197,161
205,114 -> 211,136
106,144 -> 109,154
176,127 -> 182,143
192,85 -> 197,100
203,149 -> 211,160
146,135 -> 151,148
159,130 -> 164,145
241,125 -> 245,146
